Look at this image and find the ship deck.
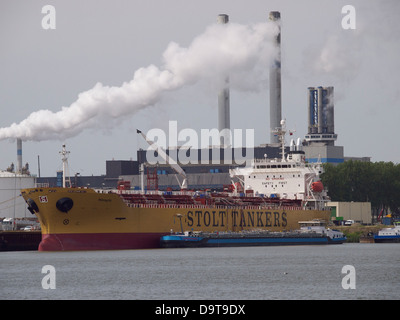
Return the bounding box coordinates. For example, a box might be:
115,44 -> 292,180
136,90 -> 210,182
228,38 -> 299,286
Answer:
96,189 -> 305,210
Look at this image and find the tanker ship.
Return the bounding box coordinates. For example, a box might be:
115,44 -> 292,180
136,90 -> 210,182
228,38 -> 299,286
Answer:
20,122 -> 332,251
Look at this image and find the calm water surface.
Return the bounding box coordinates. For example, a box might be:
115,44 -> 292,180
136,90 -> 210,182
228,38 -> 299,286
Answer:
1,243 -> 399,300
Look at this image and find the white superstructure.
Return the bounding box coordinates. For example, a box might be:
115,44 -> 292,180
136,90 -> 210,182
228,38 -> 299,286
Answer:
230,120 -> 329,209
377,222 -> 400,237
298,219 -> 345,241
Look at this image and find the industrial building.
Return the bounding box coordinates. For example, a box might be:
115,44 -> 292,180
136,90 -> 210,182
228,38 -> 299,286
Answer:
302,86 -> 370,164
0,171 -> 36,219
0,139 -> 36,219
303,86 -> 344,164
327,201 -> 372,225
36,144 -> 286,191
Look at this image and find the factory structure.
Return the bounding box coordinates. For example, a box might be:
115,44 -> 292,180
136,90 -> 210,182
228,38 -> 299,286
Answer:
303,86 -> 343,164
1,12 -> 370,219
0,139 -> 36,219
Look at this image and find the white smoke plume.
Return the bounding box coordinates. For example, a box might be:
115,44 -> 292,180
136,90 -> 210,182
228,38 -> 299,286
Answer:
0,21 -> 279,142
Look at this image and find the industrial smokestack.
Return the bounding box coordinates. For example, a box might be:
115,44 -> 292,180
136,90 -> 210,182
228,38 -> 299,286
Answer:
216,13 -> 229,24
308,86 -> 335,134
217,14 -> 230,147
269,11 -> 282,144
326,86 -> 334,134
17,138 -> 22,174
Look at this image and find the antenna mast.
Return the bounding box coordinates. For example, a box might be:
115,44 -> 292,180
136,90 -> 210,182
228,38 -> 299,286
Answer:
271,119 -> 295,162
59,144 -> 71,188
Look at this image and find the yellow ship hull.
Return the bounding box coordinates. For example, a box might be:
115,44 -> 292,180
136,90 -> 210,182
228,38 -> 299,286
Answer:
21,187 -> 330,251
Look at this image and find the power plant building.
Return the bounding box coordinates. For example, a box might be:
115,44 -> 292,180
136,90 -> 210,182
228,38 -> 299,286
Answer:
303,86 -> 344,164
306,86 -> 336,144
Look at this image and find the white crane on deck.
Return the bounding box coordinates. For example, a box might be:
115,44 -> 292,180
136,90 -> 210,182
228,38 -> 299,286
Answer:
137,129 -> 188,190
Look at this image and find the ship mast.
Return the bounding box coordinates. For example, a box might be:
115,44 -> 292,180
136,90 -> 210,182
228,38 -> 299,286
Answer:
271,119 -> 292,162
59,144 -> 71,188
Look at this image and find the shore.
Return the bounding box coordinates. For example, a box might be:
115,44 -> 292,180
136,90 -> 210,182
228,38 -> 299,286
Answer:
335,224 -> 388,243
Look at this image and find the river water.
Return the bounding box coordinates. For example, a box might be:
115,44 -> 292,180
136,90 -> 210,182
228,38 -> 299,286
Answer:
1,243 -> 399,300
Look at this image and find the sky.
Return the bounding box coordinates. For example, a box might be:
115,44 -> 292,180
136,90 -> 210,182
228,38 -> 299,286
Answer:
0,0 -> 399,177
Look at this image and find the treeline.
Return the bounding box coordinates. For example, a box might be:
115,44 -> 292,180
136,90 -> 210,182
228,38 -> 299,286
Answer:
321,161 -> 400,216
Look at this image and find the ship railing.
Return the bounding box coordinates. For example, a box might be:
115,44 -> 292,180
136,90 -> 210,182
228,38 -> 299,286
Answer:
123,203 -> 303,211
114,189 -> 198,196
97,189 -> 307,207
199,230 -> 325,239
252,158 -> 284,164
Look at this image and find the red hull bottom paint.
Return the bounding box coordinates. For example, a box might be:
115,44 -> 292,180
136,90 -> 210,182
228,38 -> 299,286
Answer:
39,233 -> 167,251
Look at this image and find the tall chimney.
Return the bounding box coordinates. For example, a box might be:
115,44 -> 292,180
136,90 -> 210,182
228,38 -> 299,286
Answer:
217,14 -> 230,147
17,138 -> 22,174
326,86 -> 335,134
269,11 -> 282,144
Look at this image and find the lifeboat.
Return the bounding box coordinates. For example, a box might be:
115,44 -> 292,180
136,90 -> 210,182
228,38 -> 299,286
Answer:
311,181 -> 324,193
